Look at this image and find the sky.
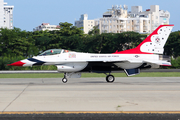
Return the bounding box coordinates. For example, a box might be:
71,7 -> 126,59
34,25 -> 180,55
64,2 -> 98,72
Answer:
5,0 -> 180,31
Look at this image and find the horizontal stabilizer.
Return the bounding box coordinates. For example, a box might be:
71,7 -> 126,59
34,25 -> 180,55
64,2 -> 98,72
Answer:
124,68 -> 140,76
143,60 -> 171,66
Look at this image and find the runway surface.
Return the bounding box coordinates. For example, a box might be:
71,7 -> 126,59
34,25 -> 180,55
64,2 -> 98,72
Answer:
0,77 -> 180,112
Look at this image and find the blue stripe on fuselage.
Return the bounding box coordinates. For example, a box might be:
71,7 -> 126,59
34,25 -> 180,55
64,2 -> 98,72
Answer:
28,58 -> 45,66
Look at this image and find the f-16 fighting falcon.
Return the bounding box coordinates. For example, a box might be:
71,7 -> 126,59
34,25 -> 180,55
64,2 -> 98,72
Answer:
9,25 -> 174,83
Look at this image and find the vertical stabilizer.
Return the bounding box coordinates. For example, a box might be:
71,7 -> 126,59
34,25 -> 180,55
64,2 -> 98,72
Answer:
114,25 -> 174,54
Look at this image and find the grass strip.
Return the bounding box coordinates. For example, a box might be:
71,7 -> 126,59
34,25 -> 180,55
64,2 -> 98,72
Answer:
0,72 -> 180,78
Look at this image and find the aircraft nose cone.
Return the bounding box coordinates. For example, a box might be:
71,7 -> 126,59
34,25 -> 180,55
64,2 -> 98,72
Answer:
8,61 -> 25,66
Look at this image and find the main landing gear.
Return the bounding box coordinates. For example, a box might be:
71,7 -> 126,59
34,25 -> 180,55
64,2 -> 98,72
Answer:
105,74 -> 115,83
62,73 -> 68,83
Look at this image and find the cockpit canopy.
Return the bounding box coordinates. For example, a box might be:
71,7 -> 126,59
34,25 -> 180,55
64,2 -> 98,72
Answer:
38,49 -> 63,56
38,49 -> 71,56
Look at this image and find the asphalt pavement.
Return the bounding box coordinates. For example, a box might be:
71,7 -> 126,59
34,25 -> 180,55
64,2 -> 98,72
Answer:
0,77 -> 180,112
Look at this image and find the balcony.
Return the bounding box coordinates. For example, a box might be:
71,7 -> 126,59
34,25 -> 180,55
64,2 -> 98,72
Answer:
143,27 -> 148,30
101,23 -> 109,26
133,23 -> 139,26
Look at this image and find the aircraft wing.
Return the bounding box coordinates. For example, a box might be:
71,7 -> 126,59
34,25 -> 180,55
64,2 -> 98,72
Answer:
87,59 -> 143,63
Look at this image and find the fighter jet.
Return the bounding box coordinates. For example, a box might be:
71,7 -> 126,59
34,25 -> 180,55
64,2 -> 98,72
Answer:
9,25 -> 174,83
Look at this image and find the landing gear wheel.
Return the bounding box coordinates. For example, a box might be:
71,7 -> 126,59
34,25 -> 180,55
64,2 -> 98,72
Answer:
62,78 -> 68,83
106,75 -> 115,83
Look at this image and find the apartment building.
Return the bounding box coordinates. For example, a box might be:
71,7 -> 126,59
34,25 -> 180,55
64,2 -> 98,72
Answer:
4,2 -> 14,29
0,0 -> 14,29
0,0 -> 3,27
75,5 -> 170,34
75,14 -> 95,34
33,23 -> 60,31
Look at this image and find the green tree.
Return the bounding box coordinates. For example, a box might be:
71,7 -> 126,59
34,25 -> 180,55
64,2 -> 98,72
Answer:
88,26 -> 100,35
164,31 -> 180,58
59,22 -> 84,36
0,27 -> 36,57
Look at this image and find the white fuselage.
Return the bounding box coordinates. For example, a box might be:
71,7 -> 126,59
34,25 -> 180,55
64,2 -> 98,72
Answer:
21,52 -> 162,72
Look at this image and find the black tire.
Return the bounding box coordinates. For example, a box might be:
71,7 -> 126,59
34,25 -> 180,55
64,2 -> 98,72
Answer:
62,78 -> 68,83
106,75 -> 115,83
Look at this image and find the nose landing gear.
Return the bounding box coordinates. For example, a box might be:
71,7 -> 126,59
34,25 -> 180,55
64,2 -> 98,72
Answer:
62,73 -> 68,83
62,78 -> 68,83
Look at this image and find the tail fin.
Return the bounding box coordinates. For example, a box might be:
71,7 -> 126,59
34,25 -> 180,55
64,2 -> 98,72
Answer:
114,25 -> 174,54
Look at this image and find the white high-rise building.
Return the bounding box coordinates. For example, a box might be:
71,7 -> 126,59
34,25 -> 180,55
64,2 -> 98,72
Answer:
75,14 -> 95,34
75,5 -> 170,34
4,2 -> 14,29
0,0 -> 4,27
0,0 -> 14,29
